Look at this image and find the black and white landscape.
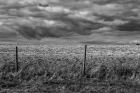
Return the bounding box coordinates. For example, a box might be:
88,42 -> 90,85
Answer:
1,0 -> 140,93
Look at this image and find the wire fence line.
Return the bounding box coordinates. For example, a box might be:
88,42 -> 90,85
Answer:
1,45 -> 140,93
14,45 -> 88,76
0,45 -> 90,90
3,45 -> 140,74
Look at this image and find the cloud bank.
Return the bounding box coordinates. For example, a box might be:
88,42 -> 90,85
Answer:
0,0 -> 140,44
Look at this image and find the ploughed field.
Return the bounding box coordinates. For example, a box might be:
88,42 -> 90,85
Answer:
0,44 -> 140,93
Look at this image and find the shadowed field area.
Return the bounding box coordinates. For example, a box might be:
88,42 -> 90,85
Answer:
0,44 -> 140,93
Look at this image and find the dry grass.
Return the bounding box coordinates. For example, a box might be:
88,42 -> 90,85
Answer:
0,44 -> 140,93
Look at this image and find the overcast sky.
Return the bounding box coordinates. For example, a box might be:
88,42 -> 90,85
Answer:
0,0 -> 140,44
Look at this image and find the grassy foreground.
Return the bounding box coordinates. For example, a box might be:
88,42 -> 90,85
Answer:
0,44 -> 140,93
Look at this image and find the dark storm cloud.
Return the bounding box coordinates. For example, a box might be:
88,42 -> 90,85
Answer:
14,25 -> 76,40
14,17 -> 105,40
116,20 -> 140,31
15,25 -> 62,40
97,15 -> 116,21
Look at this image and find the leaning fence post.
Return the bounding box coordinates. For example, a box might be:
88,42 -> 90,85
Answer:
15,46 -> 19,72
83,45 -> 87,77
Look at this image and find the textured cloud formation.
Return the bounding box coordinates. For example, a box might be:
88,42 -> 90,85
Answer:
14,18 -> 105,40
0,0 -> 140,44
116,20 -> 140,31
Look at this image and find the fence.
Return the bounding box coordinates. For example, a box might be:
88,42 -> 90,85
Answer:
1,44 -> 140,92
12,44 -> 140,74
14,45 -> 88,77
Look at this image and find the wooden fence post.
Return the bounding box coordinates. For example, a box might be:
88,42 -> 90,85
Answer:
15,46 -> 19,72
83,45 -> 87,77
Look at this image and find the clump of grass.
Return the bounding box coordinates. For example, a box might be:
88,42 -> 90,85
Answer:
0,62 -> 20,88
0,61 -> 48,88
85,62 -> 140,83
